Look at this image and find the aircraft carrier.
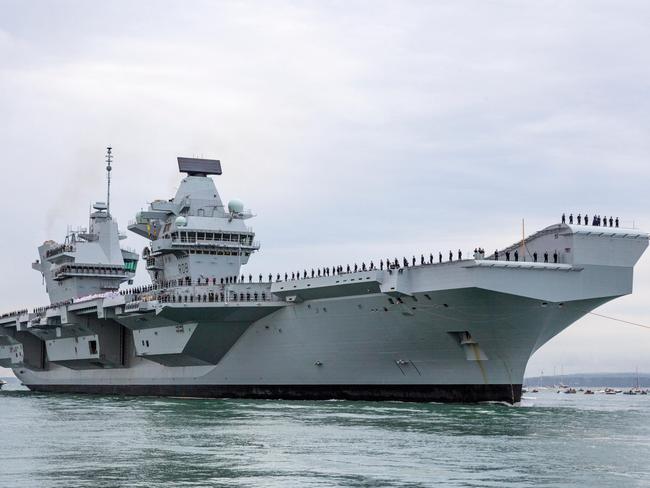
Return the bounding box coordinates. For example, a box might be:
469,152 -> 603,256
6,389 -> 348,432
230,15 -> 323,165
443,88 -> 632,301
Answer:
1,151 -> 647,403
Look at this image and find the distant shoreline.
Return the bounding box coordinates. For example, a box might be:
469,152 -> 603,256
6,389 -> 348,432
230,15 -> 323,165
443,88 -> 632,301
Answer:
525,372 -> 649,388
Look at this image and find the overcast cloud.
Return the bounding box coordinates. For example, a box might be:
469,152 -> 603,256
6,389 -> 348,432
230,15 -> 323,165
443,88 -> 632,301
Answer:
1,0 -> 649,377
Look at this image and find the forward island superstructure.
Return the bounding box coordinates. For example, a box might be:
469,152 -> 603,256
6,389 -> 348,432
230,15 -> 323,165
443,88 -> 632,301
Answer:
1,153 -> 647,403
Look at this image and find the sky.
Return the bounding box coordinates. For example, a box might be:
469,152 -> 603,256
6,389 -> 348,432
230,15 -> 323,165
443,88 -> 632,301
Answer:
1,0 -> 649,377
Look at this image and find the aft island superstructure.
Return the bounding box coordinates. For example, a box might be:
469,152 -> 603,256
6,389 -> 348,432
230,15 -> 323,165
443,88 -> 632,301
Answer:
1,154 -> 647,403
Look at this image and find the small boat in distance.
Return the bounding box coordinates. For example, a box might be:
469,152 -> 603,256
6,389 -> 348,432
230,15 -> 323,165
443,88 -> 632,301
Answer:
626,368 -> 646,395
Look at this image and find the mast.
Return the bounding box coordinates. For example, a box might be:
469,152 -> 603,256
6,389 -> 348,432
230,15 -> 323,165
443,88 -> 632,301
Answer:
106,146 -> 113,218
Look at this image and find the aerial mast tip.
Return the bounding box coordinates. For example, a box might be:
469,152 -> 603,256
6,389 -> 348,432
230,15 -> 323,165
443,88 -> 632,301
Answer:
105,146 -> 113,217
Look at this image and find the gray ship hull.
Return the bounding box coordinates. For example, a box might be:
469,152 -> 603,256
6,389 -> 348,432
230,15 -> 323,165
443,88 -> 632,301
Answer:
8,260 -> 622,404
2,162 -> 647,405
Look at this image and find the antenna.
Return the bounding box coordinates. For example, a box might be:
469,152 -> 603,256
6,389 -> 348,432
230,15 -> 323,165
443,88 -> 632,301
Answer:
106,146 -> 113,217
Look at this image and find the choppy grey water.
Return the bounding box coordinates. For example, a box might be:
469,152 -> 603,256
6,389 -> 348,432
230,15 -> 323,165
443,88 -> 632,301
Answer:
1,385 -> 649,488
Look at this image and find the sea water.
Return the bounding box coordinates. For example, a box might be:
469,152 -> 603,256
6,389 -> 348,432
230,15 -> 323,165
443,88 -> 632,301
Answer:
0,385 -> 648,487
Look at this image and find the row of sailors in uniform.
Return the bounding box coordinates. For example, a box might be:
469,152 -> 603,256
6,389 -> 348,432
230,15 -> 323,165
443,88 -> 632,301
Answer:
494,249 -> 559,263
267,255 -> 456,283
0,309 -> 28,319
267,247 -> 562,281
562,213 -> 619,227
157,291 -> 271,304
2,299 -> 75,319
32,300 -> 74,315
123,245 -> 564,297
